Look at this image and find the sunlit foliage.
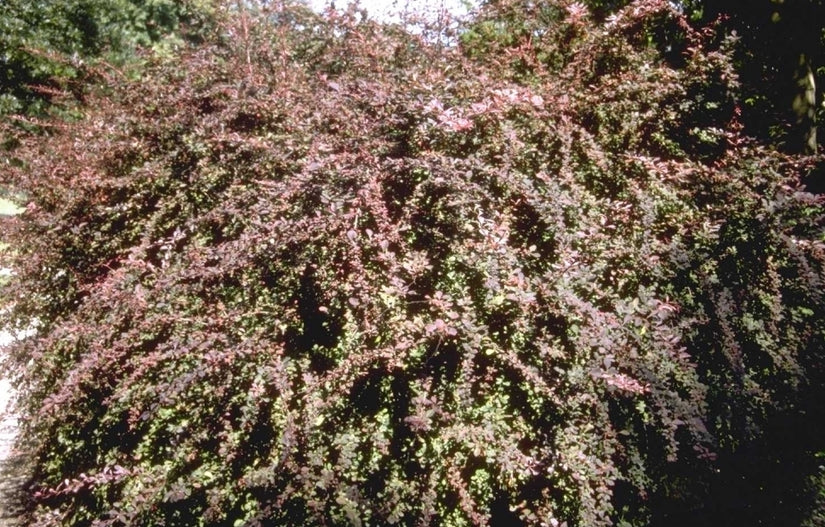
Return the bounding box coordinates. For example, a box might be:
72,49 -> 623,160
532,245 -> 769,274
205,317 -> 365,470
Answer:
1,1 -> 823,525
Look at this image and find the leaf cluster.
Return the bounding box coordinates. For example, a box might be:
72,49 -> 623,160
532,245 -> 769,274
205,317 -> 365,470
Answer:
1,1 -> 824,526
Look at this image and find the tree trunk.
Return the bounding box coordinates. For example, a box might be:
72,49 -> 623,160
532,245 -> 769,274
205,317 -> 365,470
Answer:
792,53 -> 818,154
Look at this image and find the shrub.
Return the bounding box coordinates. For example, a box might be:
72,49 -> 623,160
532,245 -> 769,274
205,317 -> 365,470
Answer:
1,1 -> 823,525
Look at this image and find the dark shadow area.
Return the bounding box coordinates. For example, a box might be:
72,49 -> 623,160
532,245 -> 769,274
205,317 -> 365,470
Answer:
0,451 -> 34,526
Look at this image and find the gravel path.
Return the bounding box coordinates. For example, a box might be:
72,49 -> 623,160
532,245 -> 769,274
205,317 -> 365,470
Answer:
2,205 -> 31,524
0,332 -> 29,526
2,199 -> 30,525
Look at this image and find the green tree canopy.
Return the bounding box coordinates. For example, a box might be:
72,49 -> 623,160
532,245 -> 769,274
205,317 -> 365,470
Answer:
0,0 -> 216,118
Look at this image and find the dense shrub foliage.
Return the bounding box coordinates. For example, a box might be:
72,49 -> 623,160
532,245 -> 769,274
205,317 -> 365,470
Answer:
1,1 -> 824,525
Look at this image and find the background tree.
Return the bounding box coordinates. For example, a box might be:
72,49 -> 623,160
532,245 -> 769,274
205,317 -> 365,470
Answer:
692,0 -> 825,155
0,0 -> 217,120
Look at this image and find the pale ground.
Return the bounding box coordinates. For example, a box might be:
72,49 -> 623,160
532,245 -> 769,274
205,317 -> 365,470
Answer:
0,376 -> 17,460
0,329 -> 26,526
1,198 -> 26,523
0,328 -> 18,460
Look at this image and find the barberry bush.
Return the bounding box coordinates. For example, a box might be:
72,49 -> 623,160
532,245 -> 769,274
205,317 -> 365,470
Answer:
1,1 -> 824,526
